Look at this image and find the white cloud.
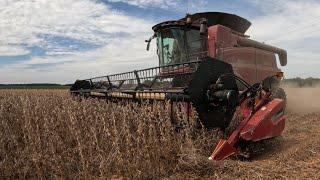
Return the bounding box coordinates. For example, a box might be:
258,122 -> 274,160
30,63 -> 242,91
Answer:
244,0 -> 320,78
108,0 -> 177,9
247,0 -> 320,44
0,0 -> 153,55
107,0 -> 207,12
1,37 -> 158,83
0,0 -> 157,83
0,45 -> 29,56
1,0 -> 320,83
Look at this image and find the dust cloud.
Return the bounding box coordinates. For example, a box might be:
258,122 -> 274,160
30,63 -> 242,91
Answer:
284,87 -> 320,113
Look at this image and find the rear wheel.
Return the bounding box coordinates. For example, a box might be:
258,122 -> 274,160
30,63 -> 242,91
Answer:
262,76 -> 286,104
270,87 -> 287,104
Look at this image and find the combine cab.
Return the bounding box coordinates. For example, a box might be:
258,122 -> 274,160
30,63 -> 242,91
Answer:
70,12 -> 287,160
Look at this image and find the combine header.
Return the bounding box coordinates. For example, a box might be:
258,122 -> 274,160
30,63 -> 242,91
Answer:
70,12 -> 287,160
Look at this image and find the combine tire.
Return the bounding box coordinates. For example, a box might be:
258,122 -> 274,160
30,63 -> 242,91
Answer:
270,87 -> 287,104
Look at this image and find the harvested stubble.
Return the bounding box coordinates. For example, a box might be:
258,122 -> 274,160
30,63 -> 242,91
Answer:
1,89 -> 320,179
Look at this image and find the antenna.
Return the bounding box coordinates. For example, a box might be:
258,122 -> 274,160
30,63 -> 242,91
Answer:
186,0 -> 189,14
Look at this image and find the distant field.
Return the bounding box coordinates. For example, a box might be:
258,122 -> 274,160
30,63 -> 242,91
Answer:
282,78 -> 320,88
0,89 -> 319,179
0,85 -> 70,89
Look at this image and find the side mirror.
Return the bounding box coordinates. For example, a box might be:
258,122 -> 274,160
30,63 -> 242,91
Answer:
200,18 -> 207,35
145,34 -> 155,51
145,39 -> 151,51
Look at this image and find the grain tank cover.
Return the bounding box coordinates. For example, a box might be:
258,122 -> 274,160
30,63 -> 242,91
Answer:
181,12 -> 251,33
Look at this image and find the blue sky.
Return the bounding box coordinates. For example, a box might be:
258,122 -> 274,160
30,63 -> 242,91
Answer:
0,0 -> 320,83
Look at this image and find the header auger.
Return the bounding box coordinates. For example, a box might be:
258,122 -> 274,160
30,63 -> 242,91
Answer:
70,12 -> 287,160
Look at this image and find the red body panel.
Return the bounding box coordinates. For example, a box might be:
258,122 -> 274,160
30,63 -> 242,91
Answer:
240,99 -> 286,141
210,139 -> 237,160
207,25 -> 280,86
210,93 -> 286,161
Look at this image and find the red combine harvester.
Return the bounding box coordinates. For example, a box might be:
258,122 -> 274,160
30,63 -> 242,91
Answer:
70,12 -> 287,160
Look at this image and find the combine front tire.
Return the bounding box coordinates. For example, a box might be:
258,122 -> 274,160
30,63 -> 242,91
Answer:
270,87 -> 287,104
